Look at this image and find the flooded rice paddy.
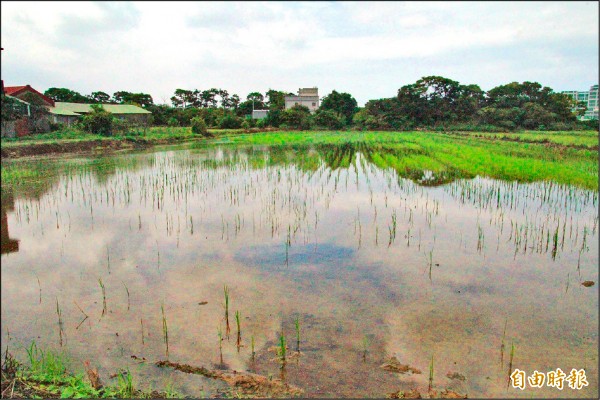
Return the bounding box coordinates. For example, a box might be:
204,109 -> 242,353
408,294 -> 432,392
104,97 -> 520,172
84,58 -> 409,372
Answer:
1,143 -> 598,398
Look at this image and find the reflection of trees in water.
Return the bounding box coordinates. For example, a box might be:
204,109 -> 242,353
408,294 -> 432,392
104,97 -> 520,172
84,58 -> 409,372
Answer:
314,143 -> 468,186
200,143 -> 469,186
1,187 -> 19,255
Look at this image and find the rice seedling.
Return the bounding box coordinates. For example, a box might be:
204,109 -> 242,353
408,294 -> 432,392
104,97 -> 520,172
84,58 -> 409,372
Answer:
428,355 -> 434,391
117,368 -> 134,398
285,225 -> 291,266
507,341 -> 515,389
122,281 -> 130,311
362,335 -> 369,361
251,335 -> 255,362
35,273 -> 41,304
217,326 -> 224,365
98,278 -> 107,317
106,245 -> 110,274
278,331 -> 287,364
156,240 -> 161,271
551,225 -> 559,260
141,318 -> 145,345
500,317 -> 507,367
224,285 -> 231,340
235,310 -> 242,351
56,298 -> 64,347
161,302 -> 169,358
295,316 -> 300,353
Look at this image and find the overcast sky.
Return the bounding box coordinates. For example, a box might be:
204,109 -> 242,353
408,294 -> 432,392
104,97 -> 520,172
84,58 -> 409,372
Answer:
1,1 -> 598,106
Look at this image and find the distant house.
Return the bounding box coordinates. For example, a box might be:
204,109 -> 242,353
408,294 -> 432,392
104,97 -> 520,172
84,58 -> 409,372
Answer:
49,102 -> 152,126
284,87 -> 320,113
4,85 -> 56,107
562,84 -> 599,121
1,85 -> 53,137
251,109 -> 269,120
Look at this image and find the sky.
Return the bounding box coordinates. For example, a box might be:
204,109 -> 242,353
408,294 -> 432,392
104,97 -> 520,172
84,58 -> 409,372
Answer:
1,1 -> 598,106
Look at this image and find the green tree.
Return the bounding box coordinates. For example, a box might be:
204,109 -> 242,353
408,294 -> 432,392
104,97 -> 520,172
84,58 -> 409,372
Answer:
219,114 -> 243,129
313,109 -> 345,130
281,105 -> 312,130
246,92 -> 266,110
191,116 -> 210,136
266,89 -> 286,111
44,87 -> 88,103
80,104 -> 114,136
113,91 -> 154,107
90,91 -> 112,104
320,90 -> 358,124
236,100 -> 254,117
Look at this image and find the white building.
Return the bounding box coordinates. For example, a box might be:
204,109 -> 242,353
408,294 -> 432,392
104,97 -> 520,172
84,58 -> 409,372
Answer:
251,110 -> 268,120
562,84 -> 599,121
284,87 -> 319,113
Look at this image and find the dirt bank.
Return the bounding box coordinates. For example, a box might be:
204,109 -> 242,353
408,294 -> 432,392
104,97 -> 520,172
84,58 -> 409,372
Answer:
0,137 -> 193,159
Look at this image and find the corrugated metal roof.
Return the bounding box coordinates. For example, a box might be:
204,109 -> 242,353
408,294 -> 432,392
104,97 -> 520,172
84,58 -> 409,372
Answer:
49,102 -> 151,116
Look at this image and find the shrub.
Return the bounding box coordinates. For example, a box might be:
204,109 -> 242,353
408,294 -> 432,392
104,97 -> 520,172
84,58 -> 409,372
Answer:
48,122 -> 65,132
241,120 -> 252,130
80,105 -> 115,136
167,117 -> 179,127
256,119 -> 267,128
313,109 -> 345,130
191,116 -> 209,136
281,105 -> 312,130
219,115 -> 243,129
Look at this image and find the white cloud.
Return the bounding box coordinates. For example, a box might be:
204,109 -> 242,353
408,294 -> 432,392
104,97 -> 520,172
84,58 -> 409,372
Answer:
1,1 -> 597,106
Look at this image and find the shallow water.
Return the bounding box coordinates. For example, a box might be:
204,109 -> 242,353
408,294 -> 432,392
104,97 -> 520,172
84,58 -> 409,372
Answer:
1,144 -> 598,398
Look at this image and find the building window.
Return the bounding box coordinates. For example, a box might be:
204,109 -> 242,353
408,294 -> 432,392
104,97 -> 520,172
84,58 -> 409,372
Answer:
312,102 -> 316,107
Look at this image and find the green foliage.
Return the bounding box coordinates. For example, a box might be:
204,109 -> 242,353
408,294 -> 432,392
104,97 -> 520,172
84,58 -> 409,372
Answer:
113,91 -> 153,108
266,89 -> 286,111
352,108 -> 382,130
1,95 -> 29,121
18,92 -> 52,133
313,109 -> 345,130
579,118 -> 599,131
191,116 -> 209,136
219,114 -> 243,129
264,109 -> 283,127
45,87 -> 89,103
320,90 -> 358,124
167,117 -> 179,127
90,91 -> 112,104
281,105 -> 312,130
80,105 -> 115,136
241,119 -> 252,130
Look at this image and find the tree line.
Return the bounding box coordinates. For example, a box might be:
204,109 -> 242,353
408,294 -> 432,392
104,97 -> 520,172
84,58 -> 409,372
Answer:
39,76 -> 596,132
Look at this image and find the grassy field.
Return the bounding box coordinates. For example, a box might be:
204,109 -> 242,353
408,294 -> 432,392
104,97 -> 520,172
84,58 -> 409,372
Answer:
1,128 -> 598,190
0,343 -> 180,398
443,130 -> 599,148
200,130 -> 598,190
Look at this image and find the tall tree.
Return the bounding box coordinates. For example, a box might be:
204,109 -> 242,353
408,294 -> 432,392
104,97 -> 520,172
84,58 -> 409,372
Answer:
90,91 -> 112,104
320,90 -> 358,124
44,87 -> 88,103
266,89 -> 286,111
170,89 -> 195,108
246,92 -> 265,110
